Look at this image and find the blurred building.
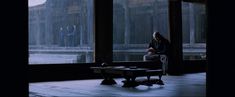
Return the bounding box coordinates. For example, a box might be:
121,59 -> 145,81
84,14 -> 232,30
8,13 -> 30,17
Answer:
28,0 -> 206,64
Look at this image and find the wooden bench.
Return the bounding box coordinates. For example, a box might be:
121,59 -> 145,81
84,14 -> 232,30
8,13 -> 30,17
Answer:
90,66 -> 164,87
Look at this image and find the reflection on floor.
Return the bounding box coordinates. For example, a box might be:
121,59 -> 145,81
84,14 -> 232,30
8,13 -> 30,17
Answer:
29,73 -> 206,97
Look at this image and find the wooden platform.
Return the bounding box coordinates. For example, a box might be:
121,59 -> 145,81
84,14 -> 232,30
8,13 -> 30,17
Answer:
29,73 -> 206,97
90,66 -> 164,87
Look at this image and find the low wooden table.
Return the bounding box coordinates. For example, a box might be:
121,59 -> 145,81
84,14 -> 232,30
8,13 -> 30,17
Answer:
90,66 -> 164,87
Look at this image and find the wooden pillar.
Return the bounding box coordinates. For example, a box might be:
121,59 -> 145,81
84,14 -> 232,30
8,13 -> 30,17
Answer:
79,3 -> 83,46
168,0 -> 183,75
94,0 -> 113,64
80,25 -> 83,46
45,1 -> 53,46
35,12 -> 40,46
124,0 -> 130,45
189,3 -> 195,45
153,0 -> 159,32
87,0 -> 94,46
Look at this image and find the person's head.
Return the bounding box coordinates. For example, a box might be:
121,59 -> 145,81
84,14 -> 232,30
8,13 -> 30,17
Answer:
153,31 -> 161,41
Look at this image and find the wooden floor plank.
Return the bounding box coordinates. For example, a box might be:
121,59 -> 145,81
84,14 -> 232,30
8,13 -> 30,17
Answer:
29,73 -> 206,97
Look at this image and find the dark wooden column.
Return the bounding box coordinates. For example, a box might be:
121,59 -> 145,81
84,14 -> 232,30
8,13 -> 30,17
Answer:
168,0 -> 183,75
94,0 -> 113,64
206,0 -> 235,96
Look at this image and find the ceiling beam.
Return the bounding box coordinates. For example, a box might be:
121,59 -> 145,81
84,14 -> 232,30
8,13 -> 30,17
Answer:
182,0 -> 206,4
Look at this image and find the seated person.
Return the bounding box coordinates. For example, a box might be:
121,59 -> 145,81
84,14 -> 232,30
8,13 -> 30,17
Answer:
144,32 -> 170,61
143,32 -> 170,74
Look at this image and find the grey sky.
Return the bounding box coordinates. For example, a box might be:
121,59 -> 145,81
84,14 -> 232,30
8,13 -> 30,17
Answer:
28,0 -> 47,7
